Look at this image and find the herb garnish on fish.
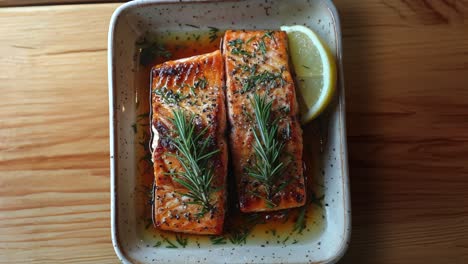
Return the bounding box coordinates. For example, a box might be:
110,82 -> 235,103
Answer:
246,94 -> 290,206
166,109 -> 220,217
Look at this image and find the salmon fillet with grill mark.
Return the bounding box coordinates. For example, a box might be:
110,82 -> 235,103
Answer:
223,30 -> 305,212
151,50 -> 227,234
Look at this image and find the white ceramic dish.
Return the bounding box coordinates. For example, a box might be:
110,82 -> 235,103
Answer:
108,0 -> 350,263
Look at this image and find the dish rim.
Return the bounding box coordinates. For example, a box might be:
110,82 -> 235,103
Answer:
108,0 -> 351,263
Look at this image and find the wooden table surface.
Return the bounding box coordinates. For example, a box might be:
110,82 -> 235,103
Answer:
1,1 -> 467,263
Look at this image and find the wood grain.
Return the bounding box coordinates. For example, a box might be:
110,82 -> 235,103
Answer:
335,0 -> 468,263
0,3 -> 119,263
0,1 -> 467,263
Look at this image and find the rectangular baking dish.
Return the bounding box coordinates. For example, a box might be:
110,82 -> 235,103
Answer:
108,0 -> 350,263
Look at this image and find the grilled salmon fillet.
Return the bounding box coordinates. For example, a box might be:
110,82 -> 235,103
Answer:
151,50 -> 227,234
223,30 -> 305,212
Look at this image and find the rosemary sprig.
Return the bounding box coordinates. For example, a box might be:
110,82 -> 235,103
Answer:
246,94 -> 289,202
247,189 -> 276,208
166,109 -> 220,217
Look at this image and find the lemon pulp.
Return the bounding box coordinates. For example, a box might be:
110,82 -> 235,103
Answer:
281,25 -> 337,124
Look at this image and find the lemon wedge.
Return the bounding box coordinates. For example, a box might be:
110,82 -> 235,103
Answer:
281,25 -> 337,124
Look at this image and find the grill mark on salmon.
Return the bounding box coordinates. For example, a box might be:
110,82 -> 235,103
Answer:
151,50 -> 227,234
223,30 -> 305,212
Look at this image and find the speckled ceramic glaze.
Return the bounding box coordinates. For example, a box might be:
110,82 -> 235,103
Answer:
108,0 -> 350,263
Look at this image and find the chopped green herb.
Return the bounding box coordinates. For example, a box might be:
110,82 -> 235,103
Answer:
293,206 -> 307,234
263,30 -> 276,44
138,39 -> 172,66
229,38 -> 252,58
175,234 -> 188,248
210,236 -> 227,245
185,24 -> 200,28
163,236 -> 178,248
153,86 -> 188,105
194,77 -> 208,89
250,64 -> 258,75
231,48 -> 252,58
208,27 -> 219,43
310,193 -> 325,208
302,65 -> 311,69
258,39 -> 267,55
153,241 -> 162,248
229,229 -> 250,245
222,214 -> 261,245
264,31 -> 274,39
241,70 -> 284,93
189,86 -> 196,96
228,39 -> 244,46
239,64 -> 250,73
282,236 -> 290,244
246,36 -> 256,44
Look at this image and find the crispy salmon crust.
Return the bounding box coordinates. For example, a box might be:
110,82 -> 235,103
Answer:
223,30 -> 305,212
151,50 -> 227,234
